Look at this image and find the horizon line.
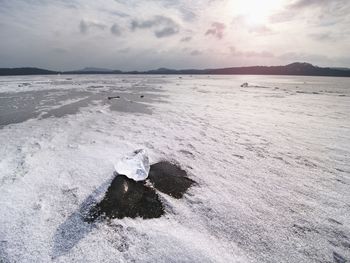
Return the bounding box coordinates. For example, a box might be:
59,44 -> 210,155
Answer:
1,61 -> 350,73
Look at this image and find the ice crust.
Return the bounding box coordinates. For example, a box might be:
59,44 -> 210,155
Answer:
0,75 -> 349,263
114,149 -> 150,181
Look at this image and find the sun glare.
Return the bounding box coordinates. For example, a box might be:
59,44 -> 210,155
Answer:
231,0 -> 282,25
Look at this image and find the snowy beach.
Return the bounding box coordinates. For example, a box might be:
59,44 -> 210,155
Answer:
0,75 -> 349,262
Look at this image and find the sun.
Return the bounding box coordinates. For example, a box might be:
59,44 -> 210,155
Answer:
231,0 -> 283,25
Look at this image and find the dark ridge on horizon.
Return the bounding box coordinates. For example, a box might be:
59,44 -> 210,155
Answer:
0,67 -> 58,76
1,62 -> 350,77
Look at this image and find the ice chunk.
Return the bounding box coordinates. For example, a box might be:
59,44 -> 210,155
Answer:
114,149 -> 150,181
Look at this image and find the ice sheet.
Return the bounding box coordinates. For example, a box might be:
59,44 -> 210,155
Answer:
0,75 -> 349,263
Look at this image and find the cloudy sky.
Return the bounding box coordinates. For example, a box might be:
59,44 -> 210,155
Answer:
0,0 -> 349,70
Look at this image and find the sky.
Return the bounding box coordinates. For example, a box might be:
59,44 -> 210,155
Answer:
0,0 -> 349,71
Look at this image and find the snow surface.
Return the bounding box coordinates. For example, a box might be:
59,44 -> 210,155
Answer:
0,74 -> 349,262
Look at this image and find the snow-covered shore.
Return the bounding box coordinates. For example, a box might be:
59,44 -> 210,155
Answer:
0,75 -> 349,262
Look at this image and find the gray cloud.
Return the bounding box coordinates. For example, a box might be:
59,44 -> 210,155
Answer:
131,15 -> 180,38
178,8 -> 197,22
109,10 -> 130,18
180,36 -> 192,42
155,27 -> 179,38
271,0 -> 350,24
289,0 -> 350,18
52,48 -> 68,54
243,51 -> 274,58
289,0 -> 328,9
79,20 -> 106,34
309,32 -> 333,41
190,50 -> 202,56
229,47 -> 274,58
288,0 -> 349,10
160,0 -> 197,21
118,47 -> 130,53
0,0 -> 349,70
131,15 -> 173,29
110,23 -> 121,36
205,22 -> 225,39
116,0 -> 197,22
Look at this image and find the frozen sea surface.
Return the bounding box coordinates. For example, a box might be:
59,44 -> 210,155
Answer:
0,75 -> 349,262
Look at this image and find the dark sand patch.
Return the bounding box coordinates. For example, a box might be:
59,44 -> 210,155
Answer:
86,161 -> 196,222
86,174 -> 164,222
148,161 -> 196,199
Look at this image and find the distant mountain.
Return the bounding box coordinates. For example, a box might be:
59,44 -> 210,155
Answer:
77,67 -> 113,72
331,67 -> 350,71
206,62 -> 350,77
1,63 -> 350,77
0,67 -> 58,76
128,62 -> 350,77
64,67 -> 120,74
141,68 -> 209,74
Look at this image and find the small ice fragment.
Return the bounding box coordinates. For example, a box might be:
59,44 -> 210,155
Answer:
114,149 -> 150,181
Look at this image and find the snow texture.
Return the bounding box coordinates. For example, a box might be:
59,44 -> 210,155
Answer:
0,74 -> 349,263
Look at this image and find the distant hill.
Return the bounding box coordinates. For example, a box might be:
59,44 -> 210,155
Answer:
331,67 -> 350,71
206,63 -> 350,77
0,67 -> 58,76
131,62 -> 350,77
142,67 -> 209,75
64,67 -> 121,75
1,63 -> 350,77
79,67 -> 113,72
